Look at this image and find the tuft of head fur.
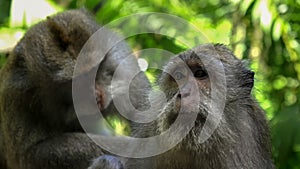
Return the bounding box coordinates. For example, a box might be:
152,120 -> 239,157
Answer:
12,9 -> 99,83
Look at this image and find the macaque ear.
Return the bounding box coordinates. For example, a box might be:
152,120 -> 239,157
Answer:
241,68 -> 255,93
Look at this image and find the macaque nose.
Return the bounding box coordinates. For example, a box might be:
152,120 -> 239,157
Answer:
177,92 -> 190,98
178,86 -> 191,98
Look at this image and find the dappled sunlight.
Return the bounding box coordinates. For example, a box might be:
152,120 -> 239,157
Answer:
0,0 -> 299,168
10,0 -> 60,27
0,28 -> 24,52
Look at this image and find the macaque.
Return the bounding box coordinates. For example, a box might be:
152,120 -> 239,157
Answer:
125,44 -> 274,169
0,9 -> 148,169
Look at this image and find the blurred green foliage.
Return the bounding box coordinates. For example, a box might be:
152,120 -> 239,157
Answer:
0,0 -> 300,168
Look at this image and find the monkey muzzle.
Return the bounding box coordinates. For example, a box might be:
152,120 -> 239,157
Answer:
174,93 -> 207,127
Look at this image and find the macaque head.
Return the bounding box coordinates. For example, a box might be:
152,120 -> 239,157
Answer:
10,10 -> 138,129
157,44 -> 255,151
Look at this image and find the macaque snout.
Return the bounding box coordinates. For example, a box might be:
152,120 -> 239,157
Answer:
177,84 -> 192,98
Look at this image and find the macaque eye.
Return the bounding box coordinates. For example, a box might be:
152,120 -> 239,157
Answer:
173,71 -> 185,80
194,69 -> 208,79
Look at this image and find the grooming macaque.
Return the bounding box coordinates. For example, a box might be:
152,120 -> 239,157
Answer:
0,10 -> 148,169
125,44 -> 274,169
0,7 -> 274,169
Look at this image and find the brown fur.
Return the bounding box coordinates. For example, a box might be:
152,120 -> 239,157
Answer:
0,9 -> 148,169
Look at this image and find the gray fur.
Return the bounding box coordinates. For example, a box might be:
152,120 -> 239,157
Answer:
126,44 -> 274,169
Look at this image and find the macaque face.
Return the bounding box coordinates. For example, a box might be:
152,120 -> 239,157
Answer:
157,45 -> 244,150
157,56 -> 217,152
159,52 -> 213,129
